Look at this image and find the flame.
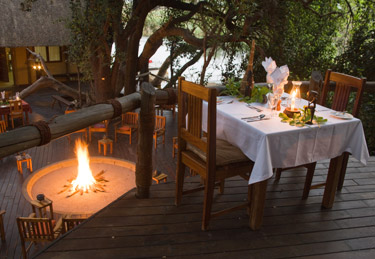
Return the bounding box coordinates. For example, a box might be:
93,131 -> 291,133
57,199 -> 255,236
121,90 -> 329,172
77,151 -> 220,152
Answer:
291,90 -> 297,111
71,139 -> 96,192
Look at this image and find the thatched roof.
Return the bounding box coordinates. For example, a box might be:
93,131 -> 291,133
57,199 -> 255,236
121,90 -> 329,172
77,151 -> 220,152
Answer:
0,0 -> 71,47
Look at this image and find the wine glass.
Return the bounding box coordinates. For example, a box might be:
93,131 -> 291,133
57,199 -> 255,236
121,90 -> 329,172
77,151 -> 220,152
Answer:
267,93 -> 279,117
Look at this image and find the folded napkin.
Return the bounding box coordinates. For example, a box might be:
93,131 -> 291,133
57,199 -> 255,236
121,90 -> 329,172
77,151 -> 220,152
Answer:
261,57 -> 277,84
270,65 -> 289,96
1,91 -> 4,99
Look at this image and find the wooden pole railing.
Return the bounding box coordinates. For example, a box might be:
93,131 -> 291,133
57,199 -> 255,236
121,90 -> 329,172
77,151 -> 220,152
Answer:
0,83 -> 176,198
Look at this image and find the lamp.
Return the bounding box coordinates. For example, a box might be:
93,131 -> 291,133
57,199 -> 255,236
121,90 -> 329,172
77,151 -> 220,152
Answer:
283,81 -> 302,118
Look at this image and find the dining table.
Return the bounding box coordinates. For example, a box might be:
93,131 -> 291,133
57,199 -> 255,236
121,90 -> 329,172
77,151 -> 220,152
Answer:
203,94 -> 370,230
0,100 -> 32,127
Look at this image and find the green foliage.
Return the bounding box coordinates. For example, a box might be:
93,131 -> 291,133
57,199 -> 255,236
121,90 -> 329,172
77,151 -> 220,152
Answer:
279,108 -> 327,127
249,86 -> 270,103
220,78 -> 241,97
221,79 -> 270,103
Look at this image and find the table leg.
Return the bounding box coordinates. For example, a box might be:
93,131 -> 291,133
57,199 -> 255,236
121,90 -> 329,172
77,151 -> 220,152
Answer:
103,144 -> 107,156
322,154 -> 344,209
98,142 -> 101,154
25,111 -> 29,124
249,179 -> 268,230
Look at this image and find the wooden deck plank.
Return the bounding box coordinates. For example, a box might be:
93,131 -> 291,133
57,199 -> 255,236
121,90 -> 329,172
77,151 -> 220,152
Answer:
1,94 -> 374,258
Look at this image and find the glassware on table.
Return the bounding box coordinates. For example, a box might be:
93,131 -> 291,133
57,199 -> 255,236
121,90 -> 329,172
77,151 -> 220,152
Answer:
289,81 -> 302,109
267,93 -> 279,117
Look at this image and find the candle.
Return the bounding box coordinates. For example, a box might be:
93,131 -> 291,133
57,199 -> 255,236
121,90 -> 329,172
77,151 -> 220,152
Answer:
291,90 -> 296,111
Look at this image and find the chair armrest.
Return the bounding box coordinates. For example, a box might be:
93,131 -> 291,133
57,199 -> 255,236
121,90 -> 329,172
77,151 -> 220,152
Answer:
53,216 -> 64,237
28,213 -> 36,218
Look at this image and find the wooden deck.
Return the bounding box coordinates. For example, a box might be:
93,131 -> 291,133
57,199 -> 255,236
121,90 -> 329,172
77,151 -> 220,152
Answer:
1,92 -> 375,258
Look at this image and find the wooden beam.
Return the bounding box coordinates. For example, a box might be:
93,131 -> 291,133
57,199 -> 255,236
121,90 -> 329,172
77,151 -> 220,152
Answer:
135,82 -> 155,198
0,93 -> 140,158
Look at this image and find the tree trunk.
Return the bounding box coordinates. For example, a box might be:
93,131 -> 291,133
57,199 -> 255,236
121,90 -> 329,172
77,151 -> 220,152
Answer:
135,82 -> 155,198
240,40 -> 255,97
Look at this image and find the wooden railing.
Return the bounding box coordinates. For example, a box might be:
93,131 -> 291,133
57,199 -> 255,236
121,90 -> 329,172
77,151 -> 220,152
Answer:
0,83 -> 175,198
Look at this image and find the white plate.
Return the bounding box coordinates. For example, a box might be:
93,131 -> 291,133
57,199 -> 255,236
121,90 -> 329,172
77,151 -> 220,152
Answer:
330,111 -> 353,120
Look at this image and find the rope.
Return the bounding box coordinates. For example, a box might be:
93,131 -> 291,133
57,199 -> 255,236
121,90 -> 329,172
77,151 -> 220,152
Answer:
107,99 -> 123,119
32,121 -> 51,146
164,88 -> 177,105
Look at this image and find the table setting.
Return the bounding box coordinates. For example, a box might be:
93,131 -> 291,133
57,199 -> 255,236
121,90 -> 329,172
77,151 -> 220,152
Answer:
206,57 -> 369,186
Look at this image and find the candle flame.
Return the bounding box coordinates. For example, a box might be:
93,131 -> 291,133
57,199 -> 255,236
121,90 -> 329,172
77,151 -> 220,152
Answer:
291,90 -> 297,111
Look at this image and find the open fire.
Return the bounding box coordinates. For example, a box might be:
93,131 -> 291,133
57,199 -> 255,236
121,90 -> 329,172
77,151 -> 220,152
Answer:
59,139 -> 108,197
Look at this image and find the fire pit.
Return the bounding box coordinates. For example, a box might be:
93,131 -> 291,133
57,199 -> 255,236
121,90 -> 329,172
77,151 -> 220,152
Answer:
22,140 -> 136,215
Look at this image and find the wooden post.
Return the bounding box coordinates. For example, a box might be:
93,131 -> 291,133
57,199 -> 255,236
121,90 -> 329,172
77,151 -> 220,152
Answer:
240,40 -> 256,97
135,82 -> 155,198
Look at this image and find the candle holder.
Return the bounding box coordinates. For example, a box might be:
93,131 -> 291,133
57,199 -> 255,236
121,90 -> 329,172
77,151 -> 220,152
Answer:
283,107 -> 301,118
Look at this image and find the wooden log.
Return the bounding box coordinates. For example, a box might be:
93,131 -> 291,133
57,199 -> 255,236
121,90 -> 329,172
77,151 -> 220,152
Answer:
135,82 -> 155,198
0,93 -> 141,158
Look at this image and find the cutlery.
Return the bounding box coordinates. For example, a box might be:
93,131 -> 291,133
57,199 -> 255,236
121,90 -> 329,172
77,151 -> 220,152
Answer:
241,114 -> 266,120
247,104 -> 263,112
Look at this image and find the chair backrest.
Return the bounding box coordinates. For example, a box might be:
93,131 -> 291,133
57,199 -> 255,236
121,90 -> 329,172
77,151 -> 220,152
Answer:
155,115 -> 166,130
123,112 -> 138,126
177,77 -> 217,175
9,99 -> 23,114
61,217 -> 86,234
17,216 -> 55,242
0,120 -> 6,133
320,69 -> 366,117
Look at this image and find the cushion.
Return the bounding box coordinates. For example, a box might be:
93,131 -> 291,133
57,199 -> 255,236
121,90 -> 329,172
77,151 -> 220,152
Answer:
93,123 -> 105,128
187,138 -> 250,166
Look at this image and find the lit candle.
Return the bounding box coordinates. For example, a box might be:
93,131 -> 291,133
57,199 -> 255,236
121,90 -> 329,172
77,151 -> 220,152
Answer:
291,90 -> 296,111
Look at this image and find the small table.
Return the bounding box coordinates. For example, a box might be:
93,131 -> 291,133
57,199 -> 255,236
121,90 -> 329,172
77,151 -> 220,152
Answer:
152,170 -> 168,184
16,153 -> 32,174
30,197 -> 54,219
98,137 -> 113,156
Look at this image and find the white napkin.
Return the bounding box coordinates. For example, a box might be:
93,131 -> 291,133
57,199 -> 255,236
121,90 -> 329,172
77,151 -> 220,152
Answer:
261,57 -> 277,83
15,92 -> 20,100
270,65 -> 289,96
1,91 -> 4,99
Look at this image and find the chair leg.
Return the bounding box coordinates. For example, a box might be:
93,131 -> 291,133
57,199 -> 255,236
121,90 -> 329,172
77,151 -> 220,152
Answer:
129,132 -> 132,145
115,131 -> 117,143
302,162 -> 317,199
275,168 -> 282,181
337,152 -> 350,191
202,175 -> 215,231
219,180 -> 225,194
175,162 -> 186,206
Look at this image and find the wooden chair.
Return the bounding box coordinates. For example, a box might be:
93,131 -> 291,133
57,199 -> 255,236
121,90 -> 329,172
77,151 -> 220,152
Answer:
275,69 -> 366,197
172,136 -> 178,158
0,120 -> 6,133
175,77 -> 254,230
88,120 -> 109,142
61,215 -> 86,234
64,110 -> 88,143
157,104 -> 176,118
114,112 -> 138,144
0,210 -> 5,242
153,115 -> 166,150
319,69 -> 366,190
9,99 -> 24,128
17,213 -> 63,259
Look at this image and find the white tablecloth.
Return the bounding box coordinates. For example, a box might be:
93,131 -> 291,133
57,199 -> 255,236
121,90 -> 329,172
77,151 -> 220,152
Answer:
203,95 -> 370,184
